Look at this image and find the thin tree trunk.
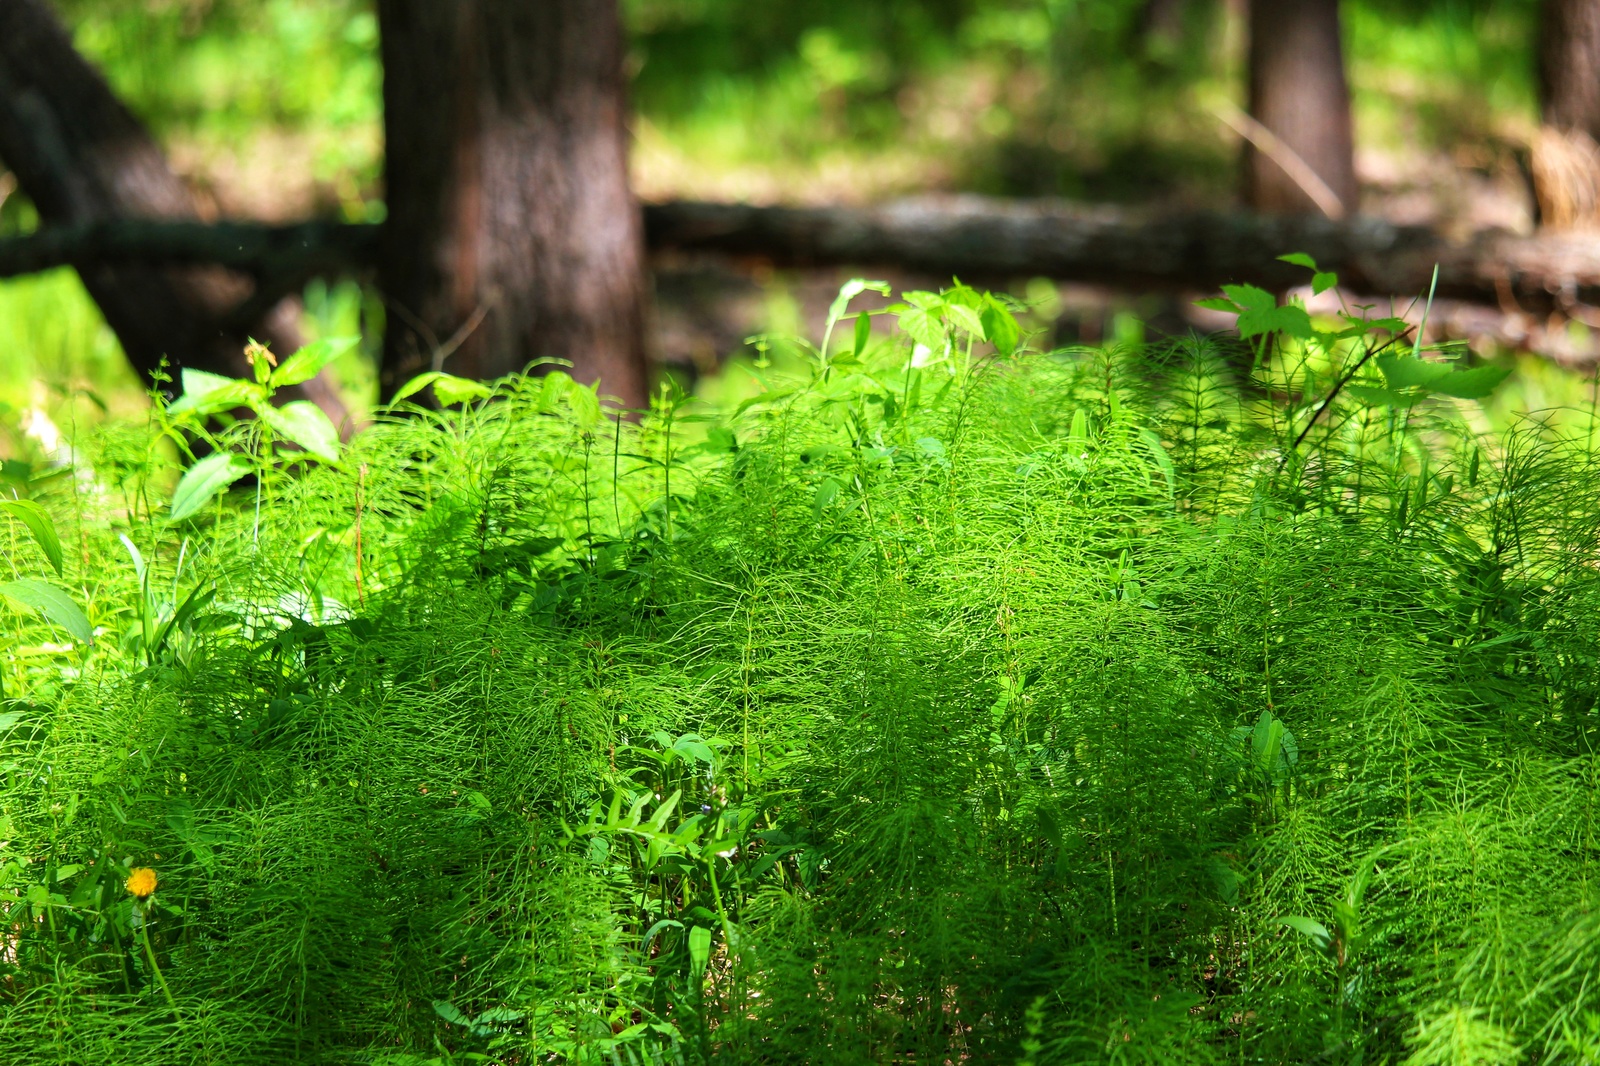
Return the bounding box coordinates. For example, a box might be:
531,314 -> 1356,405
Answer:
1534,0 -> 1600,229
0,0 -> 344,424
1244,0 -> 1358,216
376,0 -> 649,409
1541,0 -> 1600,136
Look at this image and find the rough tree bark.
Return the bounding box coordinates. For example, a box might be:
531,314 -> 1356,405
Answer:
1541,0 -> 1600,137
1245,0 -> 1359,216
1533,0 -> 1600,228
0,0 -> 344,422
376,0 -> 649,408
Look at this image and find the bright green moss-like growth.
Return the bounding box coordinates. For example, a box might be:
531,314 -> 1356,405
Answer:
1,280 -> 1597,1065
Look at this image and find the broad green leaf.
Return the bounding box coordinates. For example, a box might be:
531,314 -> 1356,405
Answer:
0,459 -> 33,489
1137,429 -> 1175,494
1220,284 -> 1313,339
1312,271 -> 1338,295
1194,297 -> 1240,313
433,375 -> 492,407
118,533 -> 146,581
261,401 -> 341,463
1377,354 -> 1454,391
432,1001 -> 470,1026
170,452 -> 253,522
852,311 -> 872,357
981,298 -> 1020,355
944,301 -> 986,339
1346,385 -> 1422,409
392,371 -> 491,406
1209,859 -> 1243,905
688,925 -> 712,978
535,370 -> 573,412
1245,303 -> 1313,340
1431,364 -> 1512,400
568,382 -> 603,428
1068,409 -> 1089,447
0,579 -> 93,645
898,305 -> 947,350
1363,316 -> 1411,333
179,368 -> 237,403
1221,283 -> 1276,311
0,499 -> 63,576
270,337 -> 358,388
1277,915 -> 1332,951
168,369 -> 262,416
391,371 -> 444,403
813,477 -> 843,519
1278,252 -> 1319,270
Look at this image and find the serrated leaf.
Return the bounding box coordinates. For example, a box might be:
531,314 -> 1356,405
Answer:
270,337 -> 358,388
1278,252 -> 1319,270
568,382 -> 602,428
0,579 -> 93,645
1364,316 -> 1411,333
168,369 -> 261,416
1346,385 -> 1423,408
898,306 -> 947,350
944,301 -> 986,338
170,452 -> 254,522
1430,364 -> 1512,400
433,375 -> 492,407
179,368 -> 238,403
1194,297 -> 1241,313
1312,271 -> 1338,295
0,499 -> 63,576
391,371 -> 443,403
1221,284 -> 1277,311
1241,302 -> 1314,340
391,371 -> 491,407
1377,354 -> 1455,390
261,401 -> 341,463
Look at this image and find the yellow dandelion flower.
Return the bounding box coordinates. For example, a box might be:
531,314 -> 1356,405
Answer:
125,867 -> 158,899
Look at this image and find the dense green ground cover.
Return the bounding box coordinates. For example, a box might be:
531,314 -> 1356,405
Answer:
3,281 -> 1600,1064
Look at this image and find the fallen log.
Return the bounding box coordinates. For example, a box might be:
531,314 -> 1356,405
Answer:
643,197 -> 1600,312
0,218 -> 379,287
2,196 -> 1599,316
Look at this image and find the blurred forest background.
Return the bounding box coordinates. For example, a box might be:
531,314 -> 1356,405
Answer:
0,0 -> 1588,440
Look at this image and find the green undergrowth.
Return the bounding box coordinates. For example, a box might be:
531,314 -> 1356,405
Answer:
3,273 -> 1600,1066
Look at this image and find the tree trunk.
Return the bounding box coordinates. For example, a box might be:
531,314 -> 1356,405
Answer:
0,0 -> 344,424
1533,0 -> 1600,229
1541,0 -> 1600,136
1245,0 -> 1358,216
376,0 -> 649,409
